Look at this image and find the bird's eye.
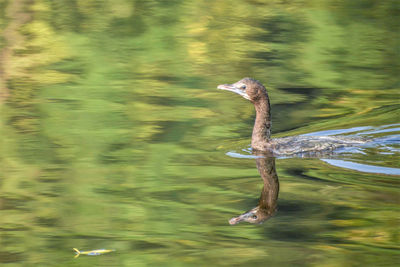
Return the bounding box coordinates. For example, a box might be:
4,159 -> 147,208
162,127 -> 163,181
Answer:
240,85 -> 246,90
252,215 -> 257,219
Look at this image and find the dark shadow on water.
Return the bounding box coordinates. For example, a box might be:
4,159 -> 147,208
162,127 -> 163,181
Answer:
0,251 -> 24,264
130,240 -> 167,250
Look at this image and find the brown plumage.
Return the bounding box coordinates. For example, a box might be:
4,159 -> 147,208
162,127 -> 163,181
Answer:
218,78 -> 365,156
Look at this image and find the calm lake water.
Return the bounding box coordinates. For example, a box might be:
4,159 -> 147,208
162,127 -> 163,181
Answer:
1,0 -> 399,266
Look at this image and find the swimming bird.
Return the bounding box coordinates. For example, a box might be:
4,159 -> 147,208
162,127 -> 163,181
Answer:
218,78 -> 365,156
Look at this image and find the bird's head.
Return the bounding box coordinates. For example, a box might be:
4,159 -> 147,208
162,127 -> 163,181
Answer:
218,78 -> 267,103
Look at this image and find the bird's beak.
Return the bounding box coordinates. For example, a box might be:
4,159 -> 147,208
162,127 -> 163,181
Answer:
229,210 -> 255,225
217,84 -> 250,100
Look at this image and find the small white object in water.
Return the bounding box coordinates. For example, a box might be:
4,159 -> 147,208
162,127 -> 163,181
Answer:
73,248 -> 115,258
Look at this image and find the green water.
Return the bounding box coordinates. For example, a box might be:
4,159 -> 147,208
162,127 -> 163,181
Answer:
1,0 -> 399,266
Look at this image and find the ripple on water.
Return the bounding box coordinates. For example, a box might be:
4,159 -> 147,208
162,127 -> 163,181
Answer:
225,125 -> 400,175
321,159 -> 400,176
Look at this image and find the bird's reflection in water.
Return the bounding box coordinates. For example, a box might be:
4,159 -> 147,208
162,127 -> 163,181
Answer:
229,154 -> 279,225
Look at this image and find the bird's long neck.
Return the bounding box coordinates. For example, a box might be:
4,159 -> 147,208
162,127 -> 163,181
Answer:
252,95 -> 272,149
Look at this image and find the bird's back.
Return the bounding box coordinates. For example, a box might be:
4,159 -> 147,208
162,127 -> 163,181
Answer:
269,135 -> 366,156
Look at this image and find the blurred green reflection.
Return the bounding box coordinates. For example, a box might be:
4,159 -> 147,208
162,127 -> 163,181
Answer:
0,0 -> 399,266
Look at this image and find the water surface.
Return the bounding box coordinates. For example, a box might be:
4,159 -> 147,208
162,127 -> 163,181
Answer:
1,0 -> 399,266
